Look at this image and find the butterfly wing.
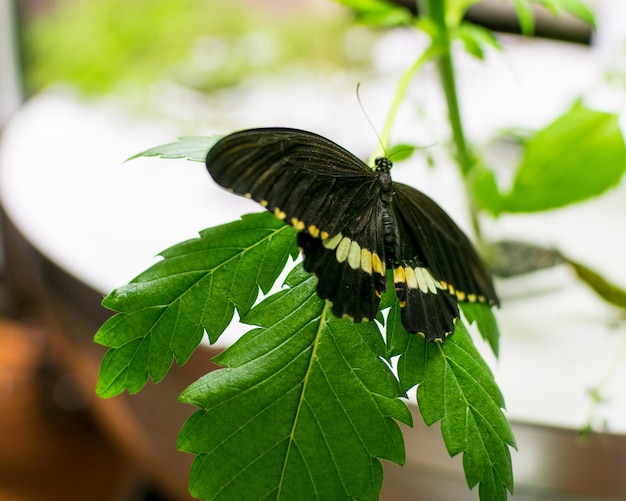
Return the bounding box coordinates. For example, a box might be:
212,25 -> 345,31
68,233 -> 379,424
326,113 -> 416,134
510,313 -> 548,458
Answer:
206,127 -> 387,321
390,182 -> 499,341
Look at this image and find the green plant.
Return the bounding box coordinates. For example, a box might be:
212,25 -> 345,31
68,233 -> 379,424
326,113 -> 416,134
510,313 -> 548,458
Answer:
21,0 -> 359,95
94,1 -> 626,500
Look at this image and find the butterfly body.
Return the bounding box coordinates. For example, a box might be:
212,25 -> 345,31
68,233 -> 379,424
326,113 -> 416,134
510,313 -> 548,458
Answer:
206,127 -> 498,341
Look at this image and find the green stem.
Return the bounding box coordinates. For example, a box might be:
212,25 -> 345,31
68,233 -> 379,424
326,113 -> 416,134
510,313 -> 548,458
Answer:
423,0 -> 481,240
424,0 -> 474,174
370,47 -> 435,164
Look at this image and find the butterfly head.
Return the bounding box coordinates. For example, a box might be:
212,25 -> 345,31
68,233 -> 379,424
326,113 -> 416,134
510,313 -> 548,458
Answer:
375,157 -> 393,192
374,157 -> 393,174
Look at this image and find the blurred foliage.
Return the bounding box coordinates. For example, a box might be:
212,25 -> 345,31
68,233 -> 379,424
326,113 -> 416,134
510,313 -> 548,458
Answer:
20,0 -> 371,95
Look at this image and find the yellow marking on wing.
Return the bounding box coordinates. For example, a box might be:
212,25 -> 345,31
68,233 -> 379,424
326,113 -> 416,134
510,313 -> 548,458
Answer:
321,231 -> 329,240
308,225 -> 320,238
260,199 -> 268,207
393,266 -> 406,284
360,249 -> 372,274
456,290 -> 466,301
291,217 -> 305,231
414,267 -> 430,293
404,267 -> 418,289
413,268 -> 440,294
372,253 -> 384,275
347,240 -> 361,269
322,233 -> 342,250
336,237 -> 351,263
274,208 -> 286,220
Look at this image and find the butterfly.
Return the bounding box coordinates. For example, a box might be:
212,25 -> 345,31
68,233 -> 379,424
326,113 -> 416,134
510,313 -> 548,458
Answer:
205,127 -> 498,341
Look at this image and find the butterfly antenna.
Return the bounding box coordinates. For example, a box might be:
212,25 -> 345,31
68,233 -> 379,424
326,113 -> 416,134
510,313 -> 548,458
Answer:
356,83 -> 387,164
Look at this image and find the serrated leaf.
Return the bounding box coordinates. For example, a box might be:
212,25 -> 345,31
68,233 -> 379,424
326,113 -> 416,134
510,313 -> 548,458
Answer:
178,265 -> 411,501
461,302 -> 500,356
385,298 -> 428,393
128,136 -> 217,162
416,322 -> 515,499
94,211 -> 298,397
502,106 -> 626,213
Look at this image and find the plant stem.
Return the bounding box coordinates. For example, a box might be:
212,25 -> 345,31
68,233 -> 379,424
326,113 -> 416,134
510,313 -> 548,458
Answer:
370,47 -> 435,163
423,0 -> 482,240
424,0 -> 474,175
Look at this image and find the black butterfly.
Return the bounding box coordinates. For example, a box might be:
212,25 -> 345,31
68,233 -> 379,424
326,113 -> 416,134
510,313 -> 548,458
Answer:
206,127 -> 498,341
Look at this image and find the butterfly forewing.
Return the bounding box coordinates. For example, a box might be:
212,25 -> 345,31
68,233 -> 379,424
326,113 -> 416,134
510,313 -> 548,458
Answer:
207,128 -> 380,238
207,127 -> 388,321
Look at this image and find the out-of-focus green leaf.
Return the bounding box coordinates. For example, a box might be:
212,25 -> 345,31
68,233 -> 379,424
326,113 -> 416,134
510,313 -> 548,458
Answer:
502,106 -> 626,213
512,0 -> 537,34
453,22 -> 501,59
467,162 -> 503,216
536,0 -> 596,28
387,143 -> 421,162
178,265 -> 411,500
564,256 -> 626,310
95,212 -> 298,397
511,0 -> 596,34
335,0 -> 414,26
128,136 -> 217,162
447,0 -> 484,26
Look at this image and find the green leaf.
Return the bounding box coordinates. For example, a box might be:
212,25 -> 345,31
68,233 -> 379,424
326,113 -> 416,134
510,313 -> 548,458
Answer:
467,162 -> 503,216
535,0 -> 596,29
453,22 -> 501,60
511,0 -> 537,35
417,322 -> 515,499
334,0 -> 414,27
94,212 -> 298,397
385,298 -> 427,393
128,136 -> 217,162
178,265 -> 411,501
387,143 -> 420,162
461,302 -> 500,356
563,256 -> 626,310
447,1 -> 484,27
502,106 -> 626,213
511,0 -> 596,33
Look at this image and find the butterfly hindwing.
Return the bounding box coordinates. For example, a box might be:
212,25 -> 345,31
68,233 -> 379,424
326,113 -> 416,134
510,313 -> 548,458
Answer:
391,182 -> 498,306
391,260 -> 459,341
298,197 -> 387,323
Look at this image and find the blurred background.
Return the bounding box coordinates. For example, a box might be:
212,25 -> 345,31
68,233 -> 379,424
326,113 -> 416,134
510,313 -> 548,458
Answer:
3,0 -> 626,500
